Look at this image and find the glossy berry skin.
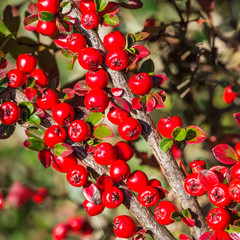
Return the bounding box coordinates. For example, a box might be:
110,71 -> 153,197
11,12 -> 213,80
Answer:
52,103 -> 75,126
138,186 -> 160,207
189,159 -> 206,173
84,88 -> 109,112
81,10 -> 100,30
223,86 -> 237,104
106,49 -> 129,71
229,179 -> 240,202
52,223 -> 69,240
103,31 -> 126,51
78,47 -> 102,71
36,89 -> 58,110
109,160 -> 131,182
126,170 -> 148,192
96,175 -> 114,190
16,54 -> 37,73
37,0 -> 59,15
157,116 -> 183,139
114,141 -> 133,161
235,142 -> 240,160
0,194 -> 4,209
129,72 -> 153,95
207,207 -> 230,231
68,120 -> 91,142
184,173 -> 207,196
79,0 -> 96,12
44,125 -> 66,148
7,69 -> 26,88
107,107 -> 130,125
83,200 -> 105,216
102,187 -> 124,208
208,183 -> 232,207
231,161 -> 240,179
52,154 -> 78,173
66,165 -> 89,187
0,102 -> 20,125
154,201 -> 178,225
85,68 -> 109,89
36,20 -> 58,37
216,231 -> 232,240
113,215 -> 137,238
67,217 -> 84,232
118,117 -> 142,141
67,33 -> 86,53
32,187 -> 48,204
149,179 -> 162,188
30,69 -> 49,88
93,142 -> 117,165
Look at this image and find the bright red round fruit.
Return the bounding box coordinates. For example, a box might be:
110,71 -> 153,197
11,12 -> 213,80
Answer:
36,20 -> 58,37
126,170 -> 148,192
78,47 -> 102,70
84,88 -> 109,112
231,161 -> 240,179
0,194 -> 4,209
52,154 -> 78,173
207,207 -> 230,231
36,89 -> 58,110
68,120 -> 91,142
113,215 -> 137,238
189,159 -> 206,173
138,186 -> 160,207
79,0 -> 96,12
16,54 -> 37,73
223,86 -> 237,104
52,223 -> 69,240
229,179 -> 240,202
149,179 -> 162,188
81,10 -> 100,30
109,160 -> 131,182
83,200 -> 105,216
118,117 -> 142,141
67,33 -> 86,53
67,217 -> 84,232
216,231 -> 232,240
0,102 -> 20,125
106,49 -> 129,71
93,142 -> 117,165
30,69 -> 49,88
103,31 -> 126,51
114,141 -> 134,161
129,72 -> 153,95
66,165 -> 89,187
102,187 -> 124,208
235,142 -> 240,160
37,0 -> 59,15
85,68 -> 109,89
154,201 -> 178,225
43,125 -> 66,148
157,116 -> 183,139
7,69 -> 26,88
52,103 -> 75,126
184,173 -> 207,196
107,107 -> 130,125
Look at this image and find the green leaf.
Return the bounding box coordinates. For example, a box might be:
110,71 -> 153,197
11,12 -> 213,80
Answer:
126,33 -> 135,48
140,59 -> 154,76
0,124 -> 15,139
86,112 -> 104,127
25,125 -> 45,139
133,32 -> 150,42
93,123 -> 114,140
185,125 -> 206,144
228,225 -> 240,234
95,0 -> 108,12
67,56 -> 78,71
19,101 -> 34,114
102,13 -> 120,27
54,143 -> 73,157
182,209 -> 192,219
61,49 -> 75,58
0,77 -> 8,94
60,2 -> 72,15
171,211 -> 182,221
28,114 -> 41,125
172,127 -> 186,141
40,11 -> 55,22
3,6 -> 20,34
159,138 -> 173,152
23,138 -> 45,151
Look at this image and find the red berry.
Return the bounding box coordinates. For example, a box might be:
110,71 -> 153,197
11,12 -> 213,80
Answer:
157,116 -> 183,139
52,103 -> 75,126
16,54 -> 37,73
114,141 -> 134,161
81,10 -> 100,29
113,215 -> 137,238
30,69 -> 49,88
78,47 -> 102,70
32,187 -> 48,203
66,165 -> 89,187
106,49 -> 129,71
79,0 -> 96,12
129,72 -> 153,95
96,175 -> 114,190
235,142 -> 240,160
36,20 -> 58,37
149,179 -> 162,188
207,207 -> 230,231
85,68 -> 109,89
37,0 -> 59,15
231,161 -> 240,179
107,107 -> 130,125
0,102 -> 20,125
81,221 -> 93,235
118,117 -> 142,141
93,142 -> 117,165
52,223 -> 69,240
102,187 -> 124,208
0,194 -> 4,209
67,216 -> 84,232
84,88 -> 109,112
36,89 -> 58,110
7,69 -> 26,88
109,160 -> 131,182
138,186 -> 160,207
126,170 -> 148,192
184,173 -> 207,196
229,179 -> 240,202
44,125 -> 66,148
67,33 -> 86,53
189,159 -> 206,173
52,154 -> 78,173
223,86 -> 237,104
216,231 -> 232,240
68,120 -> 91,142
103,31 -> 126,51
154,201 -> 178,225
83,200 -> 105,216
208,183 -> 232,207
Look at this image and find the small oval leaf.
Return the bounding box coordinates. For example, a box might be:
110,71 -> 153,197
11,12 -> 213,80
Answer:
172,127 -> 186,142
0,124 -> 15,139
54,143 -> 73,157
23,138 -> 45,151
25,125 -> 45,139
38,149 -> 53,168
86,112 -> 104,127
24,14 -> 39,31
159,138 -> 174,152
198,170 -> 219,191
93,123 -> 114,140
111,96 -> 130,113
185,125 -> 206,144
140,59 -> 154,75
83,181 -> 102,204
102,13 -> 120,27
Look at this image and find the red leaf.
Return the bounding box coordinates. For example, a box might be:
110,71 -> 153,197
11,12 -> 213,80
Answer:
62,88 -> 75,100
198,170 -> 219,191
145,95 -> 156,113
151,92 -> 165,109
234,112 -> 240,126
54,142 -> 73,157
181,217 -> 195,227
120,0 -> 143,9
111,87 -> 123,97
56,17 -> 72,32
38,149 -> 53,168
132,44 -> 151,62
27,2 -> 38,15
226,167 -> 234,185
185,125 -> 206,144
111,96 -> 130,112
54,34 -> 69,49
35,108 -> 45,118
83,181 -> 102,205
99,2 -> 120,16
199,231 -> 217,240
24,14 -> 39,31
212,144 -> 238,164
24,87 -> 37,101
74,80 -> 91,96
132,97 -> 142,110
152,74 -> 167,86
209,166 -> 228,182
179,234 -> 192,240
